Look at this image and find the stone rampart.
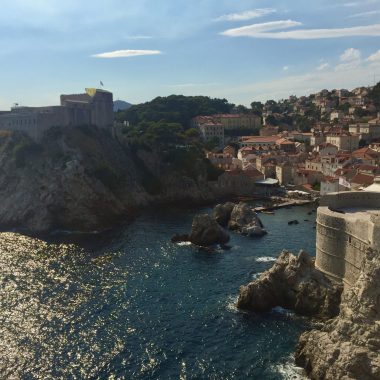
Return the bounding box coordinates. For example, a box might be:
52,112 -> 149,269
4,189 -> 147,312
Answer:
316,191 -> 380,287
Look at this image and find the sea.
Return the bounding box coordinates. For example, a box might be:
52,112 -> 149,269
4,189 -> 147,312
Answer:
0,204 -> 317,380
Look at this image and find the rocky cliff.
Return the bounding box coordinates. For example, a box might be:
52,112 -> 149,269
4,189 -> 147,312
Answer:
0,127 -> 219,233
237,249 -> 380,379
237,250 -> 342,318
295,248 -> 380,380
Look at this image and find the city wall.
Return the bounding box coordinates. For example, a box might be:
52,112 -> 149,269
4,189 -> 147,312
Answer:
316,191 -> 380,287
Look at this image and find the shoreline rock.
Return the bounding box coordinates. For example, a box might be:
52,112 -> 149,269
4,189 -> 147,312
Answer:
237,250 -> 342,318
237,248 -> 380,379
294,248 -> 380,380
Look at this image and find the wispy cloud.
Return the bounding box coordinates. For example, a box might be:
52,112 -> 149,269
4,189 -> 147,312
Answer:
283,66 -> 289,71
92,49 -> 162,58
349,10 -> 380,18
125,35 -> 153,40
344,2 -> 361,6
317,62 -> 329,71
367,49 -> 380,62
214,8 -> 276,22
221,22 -> 380,39
221,20 -> 302,36
344,0 -> 380,6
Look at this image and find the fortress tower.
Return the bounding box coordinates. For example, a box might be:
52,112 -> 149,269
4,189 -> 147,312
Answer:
0,88 -> 114,141
316,185 -> 380,288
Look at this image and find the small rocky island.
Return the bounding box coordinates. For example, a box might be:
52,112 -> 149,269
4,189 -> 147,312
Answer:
172,202 -> 267,247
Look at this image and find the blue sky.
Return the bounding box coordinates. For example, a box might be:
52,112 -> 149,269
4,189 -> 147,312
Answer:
1,0 -> 380,109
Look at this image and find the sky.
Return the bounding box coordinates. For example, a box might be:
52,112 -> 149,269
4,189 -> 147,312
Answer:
1,0 -> 380,109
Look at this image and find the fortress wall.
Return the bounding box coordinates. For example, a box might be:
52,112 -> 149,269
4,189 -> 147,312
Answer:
316,191 -> 380,287
320,191 -> 380,208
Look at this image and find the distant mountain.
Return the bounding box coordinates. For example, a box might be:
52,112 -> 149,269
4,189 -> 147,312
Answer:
113,100 -> 132,112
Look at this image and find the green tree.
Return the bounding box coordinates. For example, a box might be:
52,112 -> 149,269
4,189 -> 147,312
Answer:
250,101 -> 264,116
369,82 -> 380,107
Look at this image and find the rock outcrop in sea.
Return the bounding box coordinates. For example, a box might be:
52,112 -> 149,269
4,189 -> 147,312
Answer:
228,202 -> 267,237
295,248 -> 380,380
174,202 -> 266,247
189,214 -> 230,246
237,250 -> 342,318
212,202 -> 235,227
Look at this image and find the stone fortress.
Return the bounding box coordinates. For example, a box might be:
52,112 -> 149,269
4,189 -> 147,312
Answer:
0,88 -> 113,141
316,181 -> 380,287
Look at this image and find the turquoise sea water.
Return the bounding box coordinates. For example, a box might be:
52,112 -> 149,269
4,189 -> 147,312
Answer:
0,205 -> 316,379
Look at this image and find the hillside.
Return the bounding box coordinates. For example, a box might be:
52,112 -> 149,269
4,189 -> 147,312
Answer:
115,94 -> 234,128
113,100 -> 132,112
0,127 -> 220,234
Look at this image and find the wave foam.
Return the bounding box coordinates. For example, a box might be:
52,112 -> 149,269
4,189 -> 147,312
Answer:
256,256 -> 276,263
274,359 -> 306,380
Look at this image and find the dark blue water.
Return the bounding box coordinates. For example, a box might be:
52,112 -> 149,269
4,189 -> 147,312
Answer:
0,205 -> 316,379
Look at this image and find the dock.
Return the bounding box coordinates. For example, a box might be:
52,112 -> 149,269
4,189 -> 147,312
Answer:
254,199 -> 314,212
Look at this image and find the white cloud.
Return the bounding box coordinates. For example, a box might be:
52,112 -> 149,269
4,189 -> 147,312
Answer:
335,48 -> 362,71
214,8 -> 276,22
317,62 -> 329,71
221,22 -> 380,39
344,2 -> 360,6
367,49 -> 380,61
335,61 -> 362,72
340,48 -> 361,61
92,49 -> 162,58
221,20 -> 302,37
125,35 -> 153,40
344,0 -> 379,6
283,66 -> 289,71
209,47 -> 380,105
349,10 -> 380,18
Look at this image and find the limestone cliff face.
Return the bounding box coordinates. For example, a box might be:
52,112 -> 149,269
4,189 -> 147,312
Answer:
0,128 -> 219,233
295,248 -> 380,380
237,250 -> 342,318
237,248 -> 380,379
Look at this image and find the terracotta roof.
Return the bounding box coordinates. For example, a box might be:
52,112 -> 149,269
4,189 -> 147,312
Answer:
352,147 -> 379,157
356,164 -> 378,172
241,136 -> 279,143
351,173 -> 374,185
245,169 -> 264,178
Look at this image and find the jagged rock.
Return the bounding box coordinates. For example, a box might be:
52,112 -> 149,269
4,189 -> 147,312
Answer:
295,248 -> 380,380
212,202 -> 235,227
189,214 -> 230,246
228,202 -> 266,237
237,250 -> 342,318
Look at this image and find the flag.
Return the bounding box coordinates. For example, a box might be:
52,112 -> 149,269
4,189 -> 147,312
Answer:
100,81 -> 104,87
339,177 -> 351,188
